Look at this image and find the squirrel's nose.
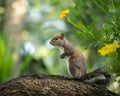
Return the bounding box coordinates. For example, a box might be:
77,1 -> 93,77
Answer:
50,40 -> 54,45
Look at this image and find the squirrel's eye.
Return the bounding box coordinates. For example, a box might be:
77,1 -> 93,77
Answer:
55,38 -> 58,40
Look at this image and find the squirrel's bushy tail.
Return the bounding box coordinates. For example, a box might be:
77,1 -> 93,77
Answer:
90,71 -> 113,87
81,66 -> 113,87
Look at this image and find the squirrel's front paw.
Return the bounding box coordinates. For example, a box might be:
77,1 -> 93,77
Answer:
60,54 -> 65,59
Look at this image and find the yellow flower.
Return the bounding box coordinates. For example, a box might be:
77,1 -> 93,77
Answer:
60,9 -> 70,18
98,41 -> 120,56
112,41 -> 120,49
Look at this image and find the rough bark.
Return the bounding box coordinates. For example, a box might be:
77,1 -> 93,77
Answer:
0,74 -> 119,96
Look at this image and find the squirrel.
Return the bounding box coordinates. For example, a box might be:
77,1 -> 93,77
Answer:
50,33 -> 113,87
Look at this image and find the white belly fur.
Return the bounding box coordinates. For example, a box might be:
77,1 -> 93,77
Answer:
65,56 -> 72,76
58,47 -> 71,76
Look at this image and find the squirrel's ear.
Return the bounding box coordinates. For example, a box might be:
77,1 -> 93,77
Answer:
60,33 -> 64,39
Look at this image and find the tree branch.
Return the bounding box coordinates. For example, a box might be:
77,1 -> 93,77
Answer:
0,74 -> 119,96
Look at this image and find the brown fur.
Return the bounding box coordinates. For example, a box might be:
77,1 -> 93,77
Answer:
50,34 -> 86,79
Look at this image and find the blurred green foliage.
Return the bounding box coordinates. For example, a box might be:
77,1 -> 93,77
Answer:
0,35 -> 32,82
0,35 -> 13,81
